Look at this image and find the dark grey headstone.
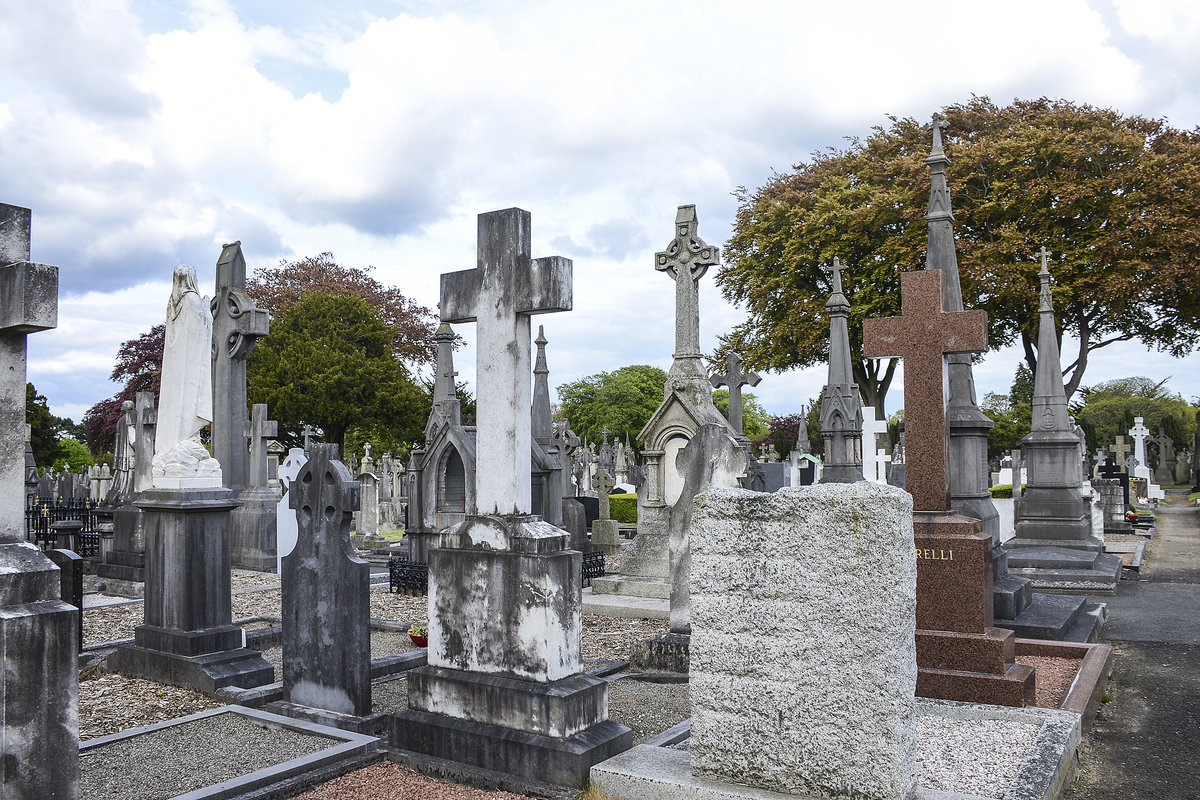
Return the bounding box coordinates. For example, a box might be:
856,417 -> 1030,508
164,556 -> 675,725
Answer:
282,443 -> 370,717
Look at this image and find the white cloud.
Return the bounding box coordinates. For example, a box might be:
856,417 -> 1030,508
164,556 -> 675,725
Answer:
6,0 -> 1200,422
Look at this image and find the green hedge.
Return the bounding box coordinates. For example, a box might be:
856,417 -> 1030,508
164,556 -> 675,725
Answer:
990,484 -> 1012,498
609,493 -> 637,524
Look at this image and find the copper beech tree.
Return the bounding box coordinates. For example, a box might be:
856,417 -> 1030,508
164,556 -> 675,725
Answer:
718,96 -> 1200,412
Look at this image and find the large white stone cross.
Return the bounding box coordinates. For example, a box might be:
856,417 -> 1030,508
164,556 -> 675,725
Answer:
1,204 -> 57,541
1129,417 -> 1151,479
440,208 -> 572,515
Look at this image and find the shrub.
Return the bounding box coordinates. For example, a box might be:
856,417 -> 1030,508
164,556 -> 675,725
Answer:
989,484 -> 1013,498
608,493 -> 637,524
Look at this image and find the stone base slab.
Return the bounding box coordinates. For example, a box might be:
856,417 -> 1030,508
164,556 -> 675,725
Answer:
993,594 -> 1092,641
406,665 -> 610,738
581,588 -> 669,620
629,631 -> 690,673
916,627 -> 1015,674
590,574 -> 670,599
390,706 -> 631,787
593,698 -> 1080,800
918,663 -> 1035,708
107,642 -> 274,694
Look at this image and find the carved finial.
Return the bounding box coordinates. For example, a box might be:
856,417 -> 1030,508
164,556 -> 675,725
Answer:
1036,246 -> 1053,312
929,112 -> 949,155
822,256 -> 846,296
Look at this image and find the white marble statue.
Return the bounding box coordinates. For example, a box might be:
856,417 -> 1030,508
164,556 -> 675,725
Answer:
152,265 -> 222,488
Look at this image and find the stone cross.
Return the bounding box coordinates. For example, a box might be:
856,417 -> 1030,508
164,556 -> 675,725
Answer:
246,403 -> 277,489
551,418 -> 581,499
211,242 -> 270,493
709,352 -> 761,436
1110,435 -> 1131,466
303,424 -> 315,453
860,406 -> 889,481
874,448 -> 892,483
1129,417 -> 1151,469
594,468 -> 615,520
863,268 -> 988,512
440,208 -> 572,515
656,205 -> 719,379
133,390 -> 158,493
1,204 -> 57,540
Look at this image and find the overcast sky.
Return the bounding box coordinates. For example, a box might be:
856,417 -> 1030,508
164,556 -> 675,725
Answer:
4,0 -> 1200,429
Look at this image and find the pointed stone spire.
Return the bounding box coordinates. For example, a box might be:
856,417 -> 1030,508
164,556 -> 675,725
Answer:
795,404 -> 811,454
428,322 -> 461,438
1030,247 -> 1070,433
819,257 -> 864,483
531,325 -> 553,446
921,111 -> 999,539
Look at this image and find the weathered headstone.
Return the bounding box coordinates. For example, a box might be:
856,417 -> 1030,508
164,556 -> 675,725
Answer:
211,242 -> 269,493
864,266 -> 1034,706
280,444 -> 370,716
593,206 -> 731,601
393,207 -> 629,785
590,467 -> 620,557
0,202 -> 78,800
98,392 -> 156,589
230,403 -> 280,571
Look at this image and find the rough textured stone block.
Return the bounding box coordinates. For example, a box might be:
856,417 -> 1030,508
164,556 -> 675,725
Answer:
690,484 -> 917,800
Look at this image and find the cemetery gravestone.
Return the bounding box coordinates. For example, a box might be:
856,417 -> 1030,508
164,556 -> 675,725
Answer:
864,266 -> 1034,706
689,482 -> 917,800
393,207 -> 630,785
279,444 -> 370,716
230,404 -> 280,571
109,266 -> 272,693
590,467 -> 621,557
0,201 -> 78,800
211,242 -> 269,494
817,257 -> 864,483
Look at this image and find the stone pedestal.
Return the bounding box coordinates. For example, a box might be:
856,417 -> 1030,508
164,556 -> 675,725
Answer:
562,497 -> 589,553
0,541 -> 79,800
590,517 -> 620,557
231,486 -> 280,572
108,488 -> 273,693
914,511 -> 1034,707
391,514 -> 630,785
591,503 -> 670,599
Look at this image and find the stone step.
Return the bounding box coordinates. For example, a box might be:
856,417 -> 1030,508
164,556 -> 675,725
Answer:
994,593 -> 1085,640
1005,545 -> 1107,570
590,575 -> 670,599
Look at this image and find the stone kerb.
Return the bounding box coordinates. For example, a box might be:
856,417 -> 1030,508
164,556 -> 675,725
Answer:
690,483 -> 917,800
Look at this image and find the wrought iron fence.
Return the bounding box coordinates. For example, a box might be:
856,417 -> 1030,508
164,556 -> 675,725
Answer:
582,550 -> 606,588
25,499 -> 102,549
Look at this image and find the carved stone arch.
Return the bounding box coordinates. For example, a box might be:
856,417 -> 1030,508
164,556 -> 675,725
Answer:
437,446 -> 467,512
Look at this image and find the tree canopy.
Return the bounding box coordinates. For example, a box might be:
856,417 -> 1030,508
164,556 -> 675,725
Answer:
82,324 -> 163,457
247,292 -> 427,453
1072,376 -> 1196,451
981,364 -> 1034,463
712,389 -> 771,441
246,253 -> 439,366
557,365 -> 668,447
719,97 -> 1200,411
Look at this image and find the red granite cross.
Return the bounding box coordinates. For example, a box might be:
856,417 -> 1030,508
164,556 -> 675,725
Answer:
863,269 -> 988,512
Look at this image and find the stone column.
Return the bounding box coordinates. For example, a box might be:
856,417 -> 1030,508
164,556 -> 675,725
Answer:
0,202 -> 78,800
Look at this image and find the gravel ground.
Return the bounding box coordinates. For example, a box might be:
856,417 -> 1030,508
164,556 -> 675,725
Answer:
292,762 -> 535,800
607,678 -> 689,744
1017,655 -> 1082,709
915,715 -> 1041,797
78,670 -> 222,742
80,711 -> 335,800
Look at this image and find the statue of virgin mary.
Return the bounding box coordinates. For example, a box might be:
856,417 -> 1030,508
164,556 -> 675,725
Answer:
152,265 -> 222,487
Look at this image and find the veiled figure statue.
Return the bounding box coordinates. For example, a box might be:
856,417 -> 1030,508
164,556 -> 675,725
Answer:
152,264 -> 222,488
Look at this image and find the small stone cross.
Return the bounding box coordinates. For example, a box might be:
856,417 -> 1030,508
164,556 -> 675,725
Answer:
656,205 -> 719,364
875,448 -> 892,483
822,256 -> 847,296
303,424 -> 315,453
927,112 -> 950,153
439,208 -> 572,515
709,352 -> 761,436
246,404 -> 277,489
593,468 -> 615,520
863,268 -> 988,512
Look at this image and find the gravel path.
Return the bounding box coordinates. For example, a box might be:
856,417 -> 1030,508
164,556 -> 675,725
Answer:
80,712 -> 335,800
607,678 -> 688,744
292,762 -> 536,800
